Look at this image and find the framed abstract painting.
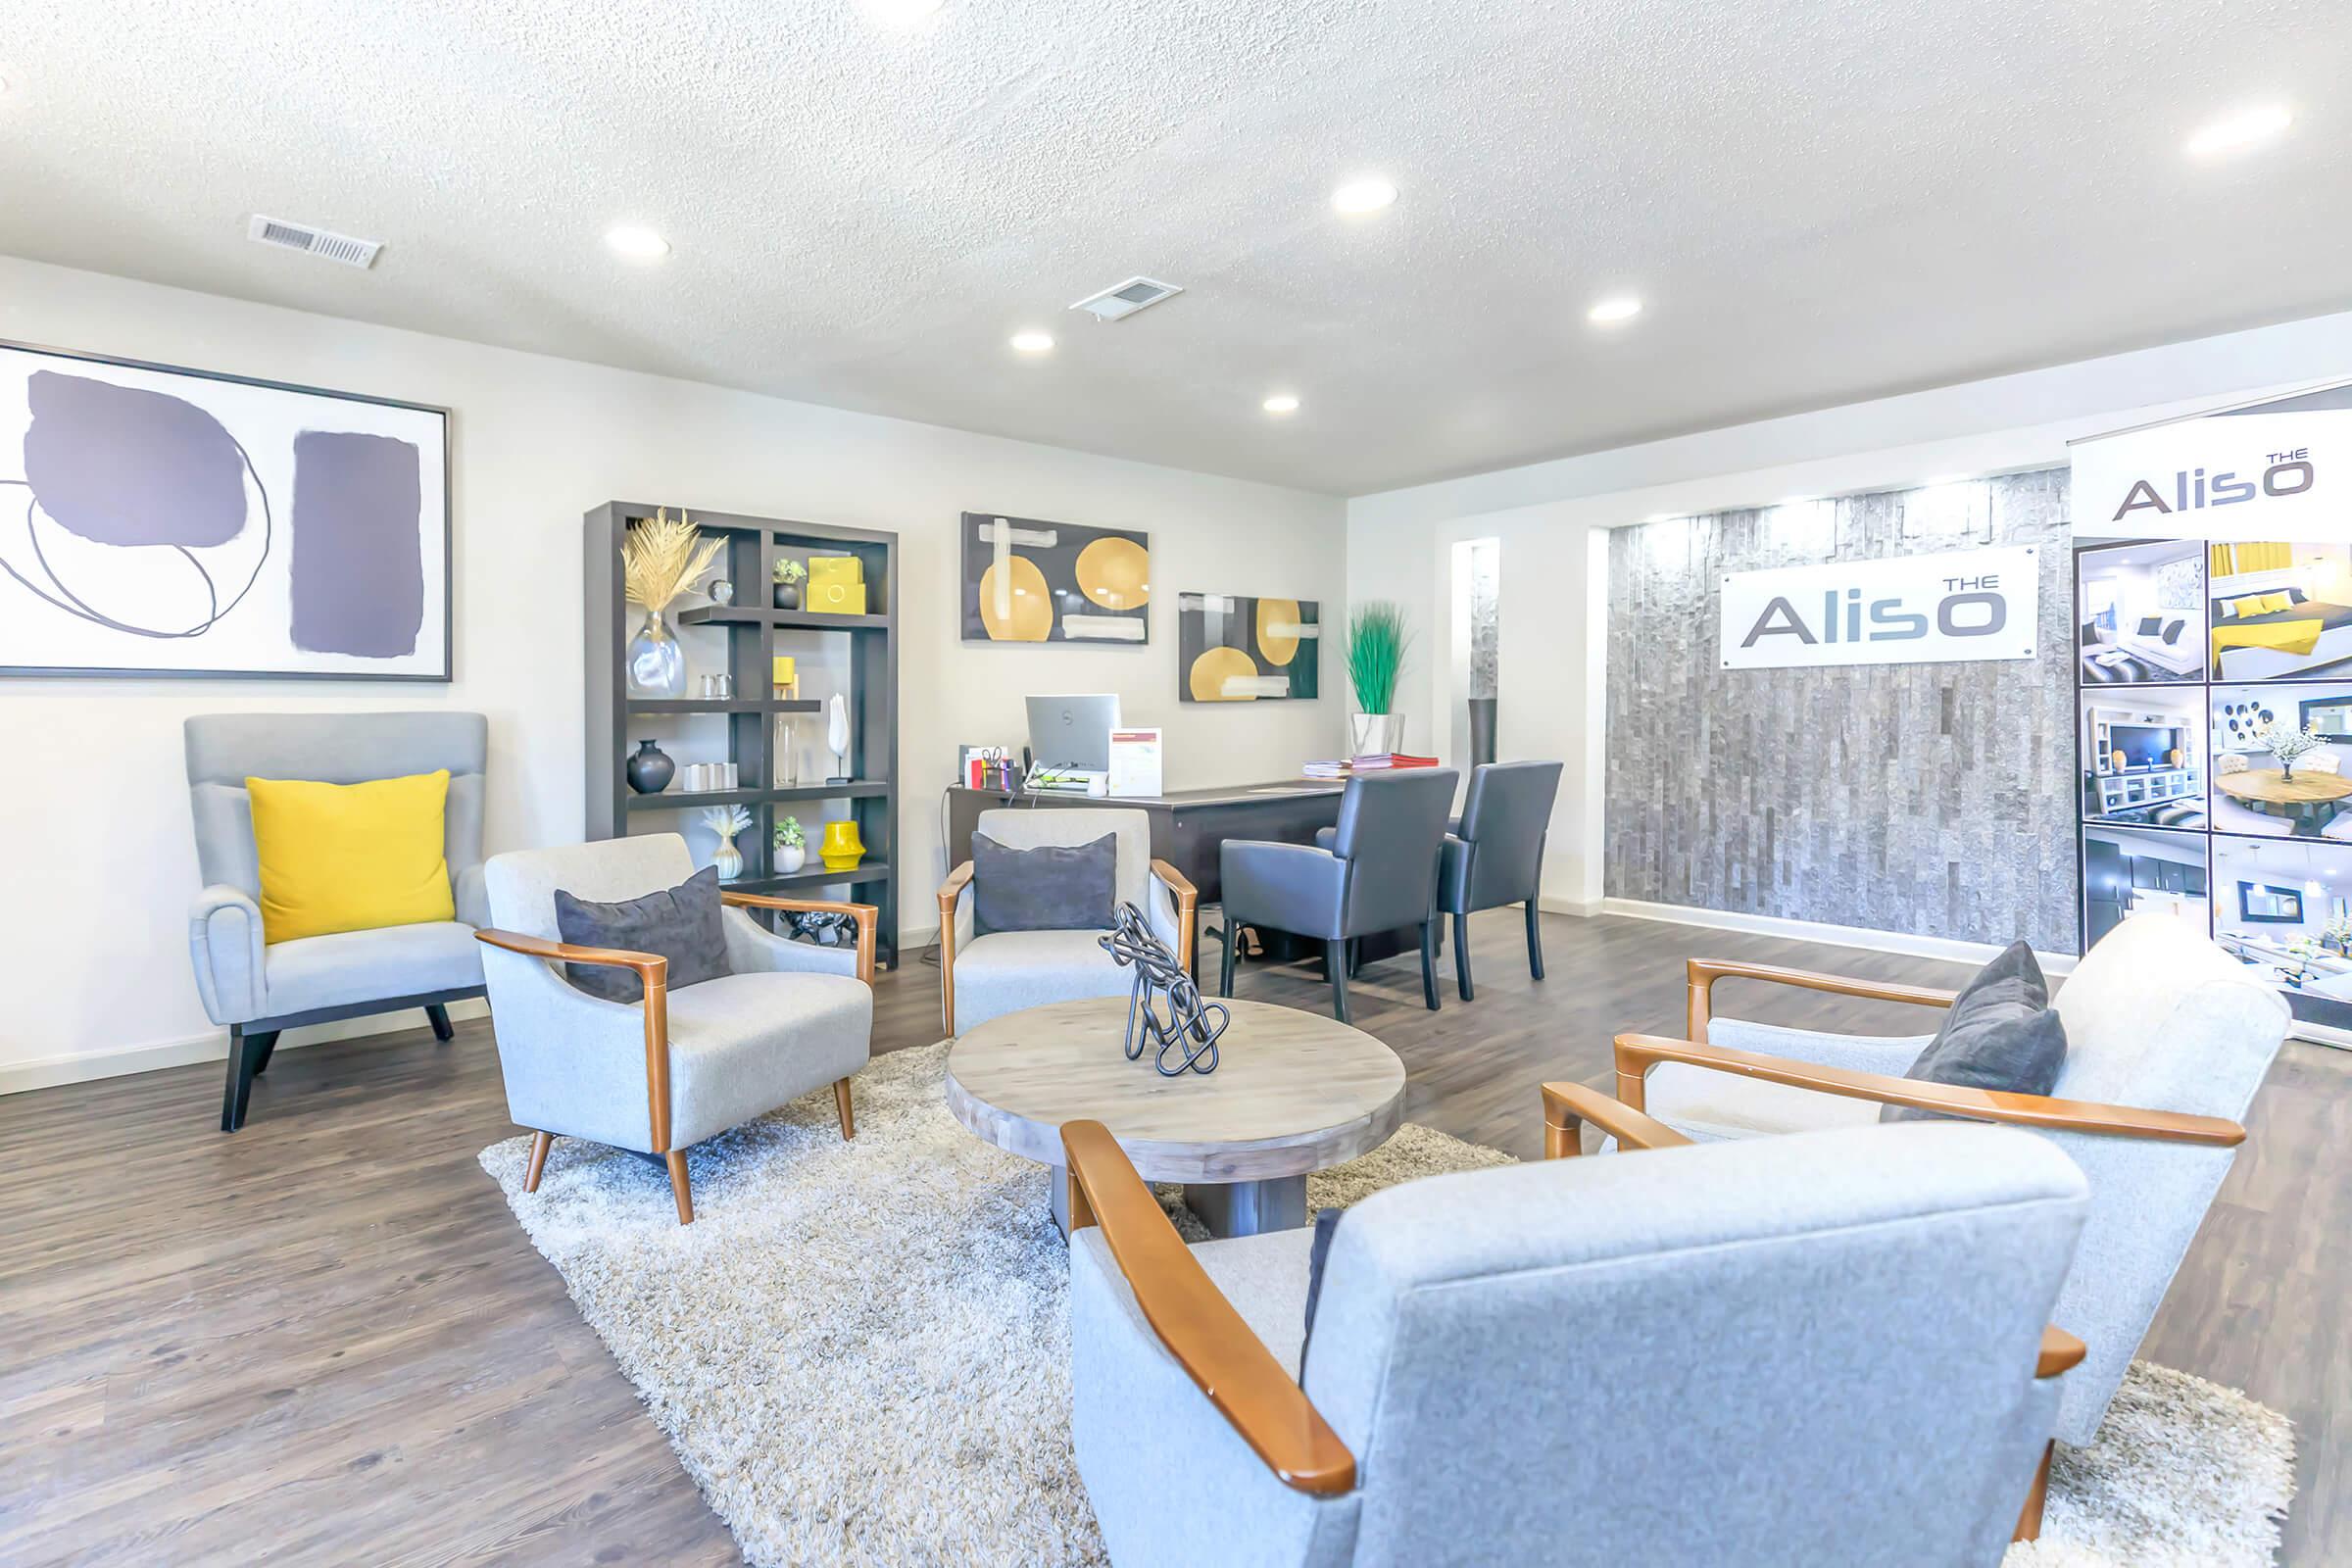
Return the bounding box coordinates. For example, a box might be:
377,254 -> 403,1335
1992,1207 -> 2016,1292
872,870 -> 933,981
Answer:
1178,592 -> 1319,701
0,340 -> 452,679
960,511 -> 1150,643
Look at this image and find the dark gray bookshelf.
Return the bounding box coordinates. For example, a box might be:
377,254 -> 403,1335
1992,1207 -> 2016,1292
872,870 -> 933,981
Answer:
585,502 -> 900,968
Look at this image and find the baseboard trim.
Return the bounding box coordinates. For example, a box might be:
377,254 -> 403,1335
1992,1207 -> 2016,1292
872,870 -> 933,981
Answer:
1596,898 -> 2079,977
0,998 -> 491,1097
1538,893 -> 1605,918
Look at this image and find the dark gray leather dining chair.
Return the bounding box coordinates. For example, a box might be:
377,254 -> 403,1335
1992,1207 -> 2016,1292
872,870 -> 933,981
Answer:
1217,768 -> 1458,1023
1440,760 -> 1564,1000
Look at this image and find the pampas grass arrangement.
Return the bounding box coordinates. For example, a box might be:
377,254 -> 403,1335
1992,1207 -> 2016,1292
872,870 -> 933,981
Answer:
623,509 -> 724,612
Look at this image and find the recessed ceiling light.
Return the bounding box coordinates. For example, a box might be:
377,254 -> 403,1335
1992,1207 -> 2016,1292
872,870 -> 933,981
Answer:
1009,329 -> 1054,354
863,0 -> 945,24
2186,104 -> 2292,158
1262,393 -> 1301,416
605,224 -> 671,262
1588,295 -> 1642,325
1331,175 -> 1398,215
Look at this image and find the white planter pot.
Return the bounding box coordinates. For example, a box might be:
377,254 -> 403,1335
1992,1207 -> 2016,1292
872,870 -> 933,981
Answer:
1349,711 -> 1405,756
776,843 -> 807,874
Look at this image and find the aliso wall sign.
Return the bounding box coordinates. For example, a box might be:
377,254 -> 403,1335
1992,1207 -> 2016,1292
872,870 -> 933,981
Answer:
1718,546 -> 2040,669
2072,404 -> 2347,542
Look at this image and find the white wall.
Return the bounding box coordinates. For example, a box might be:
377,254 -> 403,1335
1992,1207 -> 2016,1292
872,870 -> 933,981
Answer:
1348,306 -> 2352,922
0,257 -> 1345,1090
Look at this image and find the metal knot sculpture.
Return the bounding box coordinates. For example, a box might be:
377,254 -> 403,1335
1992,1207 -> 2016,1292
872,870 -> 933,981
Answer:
1099,901 -> 1229,1077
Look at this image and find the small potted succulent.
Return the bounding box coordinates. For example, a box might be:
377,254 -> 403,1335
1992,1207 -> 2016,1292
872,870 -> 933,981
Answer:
772,558 -> 808,611
773,814 -> 807,873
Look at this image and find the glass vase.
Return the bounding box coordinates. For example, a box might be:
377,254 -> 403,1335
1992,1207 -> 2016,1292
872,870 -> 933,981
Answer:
625,609 -> 688,699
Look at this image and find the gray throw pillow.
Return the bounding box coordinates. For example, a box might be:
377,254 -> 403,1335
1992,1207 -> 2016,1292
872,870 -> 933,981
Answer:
1882,940 -> 2067,1123
971,831 -> 1117,935
553,864 -> 733,1003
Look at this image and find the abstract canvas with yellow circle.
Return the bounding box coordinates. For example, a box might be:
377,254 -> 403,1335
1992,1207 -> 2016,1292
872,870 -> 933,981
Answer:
960,511 -> 1151,644
1177,592 -> 1320,701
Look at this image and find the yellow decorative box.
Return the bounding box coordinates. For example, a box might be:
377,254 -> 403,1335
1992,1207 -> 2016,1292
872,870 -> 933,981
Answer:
807,557 -> 866,615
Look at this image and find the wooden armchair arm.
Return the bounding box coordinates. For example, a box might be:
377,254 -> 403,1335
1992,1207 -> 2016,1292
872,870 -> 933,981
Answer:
720,892 -> 878,985
935,861 -> 974,1034
1061,1120 -> 1355,1496
475,927 -> 677,1152
1540,1081 -> 1693,1158
1687,956 -> 1958,1041
1613,1033 -> 2246,1147
1151,858 -> 1200,971
2038,1325 -> 2085,1379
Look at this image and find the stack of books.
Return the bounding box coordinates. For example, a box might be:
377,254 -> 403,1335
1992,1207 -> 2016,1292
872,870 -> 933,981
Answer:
1303,753 -> 1442,778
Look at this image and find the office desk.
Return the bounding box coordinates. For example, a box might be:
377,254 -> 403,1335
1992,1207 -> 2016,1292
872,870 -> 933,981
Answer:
945,781 -> 1347,906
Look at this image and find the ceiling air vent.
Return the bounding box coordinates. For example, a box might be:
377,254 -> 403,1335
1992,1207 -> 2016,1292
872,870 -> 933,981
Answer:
247,215 -> 383,270
1069,276 -> 1184,322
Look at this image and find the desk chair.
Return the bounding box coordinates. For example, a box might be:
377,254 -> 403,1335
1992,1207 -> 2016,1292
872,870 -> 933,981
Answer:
1437,760 -> 1561,1000
1218,769 -> 1456,1023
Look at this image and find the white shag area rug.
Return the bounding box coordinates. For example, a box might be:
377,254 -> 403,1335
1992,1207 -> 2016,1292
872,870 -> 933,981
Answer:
479,1041 -> 2294,1568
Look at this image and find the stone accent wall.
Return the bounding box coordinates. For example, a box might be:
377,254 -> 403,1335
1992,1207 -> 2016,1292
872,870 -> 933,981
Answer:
1603,471 -> 2078,951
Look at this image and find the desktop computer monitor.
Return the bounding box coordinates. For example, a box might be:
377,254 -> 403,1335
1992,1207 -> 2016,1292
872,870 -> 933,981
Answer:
1026,694 -> 1120,772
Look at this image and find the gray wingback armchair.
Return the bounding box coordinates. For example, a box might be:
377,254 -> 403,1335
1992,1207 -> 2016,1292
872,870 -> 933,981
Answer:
185,711 -> 489,1132
935,807 -> 1198,1036
1218,769 -> 1457,1022
1613,911 -> 2288,1461
1066,1096 -> 2089,1566
475,834 -> 875,1224
1437,760 -> 1562,1000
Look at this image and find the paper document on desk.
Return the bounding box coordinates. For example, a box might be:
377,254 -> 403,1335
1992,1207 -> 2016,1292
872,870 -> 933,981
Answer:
1107,727 -> 1163,798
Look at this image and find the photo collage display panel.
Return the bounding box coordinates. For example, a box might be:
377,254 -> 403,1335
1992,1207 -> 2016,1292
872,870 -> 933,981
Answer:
2077,537 -> 2352,1027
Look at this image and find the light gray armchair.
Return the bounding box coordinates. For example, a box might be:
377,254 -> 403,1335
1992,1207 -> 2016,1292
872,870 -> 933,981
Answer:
185,711 -> 489,1132
1615,911 -> 2289,1466
935,808 -> 1197,1036
1066,1098 -> 2089,1566
475,834 -> 874,1224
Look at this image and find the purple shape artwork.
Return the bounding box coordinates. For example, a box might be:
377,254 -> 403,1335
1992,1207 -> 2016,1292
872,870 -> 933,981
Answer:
24,370 -> 248,547
288,429 -> 424,659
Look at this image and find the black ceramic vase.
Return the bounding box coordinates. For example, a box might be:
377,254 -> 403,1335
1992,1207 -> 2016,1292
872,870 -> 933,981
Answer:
625,738 -> 675,795
774,582 -> 803,611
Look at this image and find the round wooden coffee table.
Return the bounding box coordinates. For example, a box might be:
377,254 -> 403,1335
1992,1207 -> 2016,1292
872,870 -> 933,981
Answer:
945,996 -> 1406,1238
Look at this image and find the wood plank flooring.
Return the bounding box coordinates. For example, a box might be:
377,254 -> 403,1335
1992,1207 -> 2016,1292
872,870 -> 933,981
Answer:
1,910 -> 2341,1564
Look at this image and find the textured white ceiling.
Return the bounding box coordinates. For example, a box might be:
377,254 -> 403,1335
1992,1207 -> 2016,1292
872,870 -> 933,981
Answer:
4,1 -> 2348,495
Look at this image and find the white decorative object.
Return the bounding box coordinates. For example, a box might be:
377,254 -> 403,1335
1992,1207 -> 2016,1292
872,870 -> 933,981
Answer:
827,692 -> 851,784
1106,727 -> 1163,798
2256,717 -> 2328,780
701,805 -> 754,882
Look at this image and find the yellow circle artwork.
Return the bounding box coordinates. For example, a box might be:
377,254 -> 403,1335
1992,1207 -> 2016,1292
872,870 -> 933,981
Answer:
1254,598 -> 1302,667
1075,537 -> 1151,612
1189,646 -> 1258,701
977,556 -> 1053,641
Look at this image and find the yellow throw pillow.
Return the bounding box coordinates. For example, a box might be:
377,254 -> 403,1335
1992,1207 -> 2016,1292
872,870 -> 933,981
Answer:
247,770 -> 456,944
2255,591 -> 2294,614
